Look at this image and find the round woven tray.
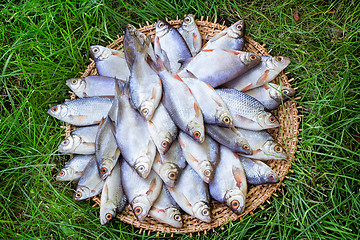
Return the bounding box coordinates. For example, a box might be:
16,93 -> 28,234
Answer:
64,16 -> 300,235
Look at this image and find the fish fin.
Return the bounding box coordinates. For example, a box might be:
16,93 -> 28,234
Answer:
178,137 -> 185,148
235,114 -> 254,124
112,51 -> 125,58
183,151 -> 199,163
173,74 -> 184,82
204,82 -> 215,90
114,147 -> 121,159
146,178 -> 157,195
256,70 -> 270,85
155,153 -> 163,164
178,192 -> 192,207
240,83 -> 253,92
192,32 -> 200,50
194,103 -> 200,118
83,92 -> 89,98
107,117 -> 117,136
211,94 -> 223,106
103,184 -> 109,202
98,117 -> 106,128
209,32 -> 227,42
152,207 -> 165,213
178,58 -> 193,71
263,83 -> 270,90
202,49 -> 214,52
146,140 -> 155,157
252,149 -> 262,155
232,166 -> 244,189
179,69 -> 197,79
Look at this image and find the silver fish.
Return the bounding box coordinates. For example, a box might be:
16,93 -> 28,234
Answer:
121,161 -> 162,222
178,131 -> 219,183
95,116 -> 121,180
209,145 -> 247,214
146,56 -> 205,143
203,20 -> 245,51
56,155 -> 94,181
100,161 -> 127,225
47,97 -> 113,126
222,56 -> 291,91
149,186 -> 183,228
58,125 -> 98,154
66,76 -> 125,98
166,164 -> 211,223
154,20 -> 192,74
152,140 -> 187,187
73,157 -> 104,201
110,80 -> 156,178
244,83 -> 295,110
237,128 -> 287,160
239,157 -> 279,185
205,124 -> 252,155
89,45 -> 130,81
178,14 -> 202,56
147,103 -> 178,154
216,88 -> 279,130
178,49 -> 260,87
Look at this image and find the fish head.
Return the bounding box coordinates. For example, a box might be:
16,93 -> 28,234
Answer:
215,107 -> 234,128
267,56 -> 291,71
131,195 -> 152,222
165,207 -> 183,228
90,45 -> 111,61
268,84 -> 296,104
224,188 -> 246,214
262,140 -> 287,160
47,104 -> 68,119
187,119 -> 205,143
234,136 -> 253,155
156,130 -> 174,154
66,77 -> 86,93
159,163 -> 180,187
140,101 -> 155,120
239,52 -> 261,66
155,20 -> 170,38
257,112 -> 280,129
125,24 -> 137,37
56,166 -> 75,181
134,156 -> 152,178
73,186 -> 91,201
181,14 -> 196,32
261,168 -> 280,184
99,158 -> 114,180
198,161 -> 214,183
100,201 -> 117,225
57,135 -> 81,153
192,201 -> 211,223
228,20 -> 245,39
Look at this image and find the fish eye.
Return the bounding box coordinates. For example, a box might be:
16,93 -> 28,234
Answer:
75,191 -> 82,198
243,144 -> 250,150
184,16 -> 191,23
231,200 -> 240,209
174,214 -> 182,221
92,47 -> 100,54
202,208 -> 210,216
71,79 -> 78,85
269,116 -> 276,123
249,54 -> 257,61
51,106 -> 58,112
282,89 -> 289,95
61,139 -> 70,145
58,170 -> 65,176
268,174 -> 275,179
223,116 -> 230,124
204,169 -> 211,177
158,22 -> 165,28
105,213 -> 113,220
134,206 -> 143,215
141,108 -> 149,116
275,56 -> 283,62
101,167 -> 107,174
127,25 -> 134,31
193,131 -> 201,139
168,171 -> 177,180
137,165 -> 145,172
236,23 -> 243,31
274,145 -> 283,153
161,140 -> 168,148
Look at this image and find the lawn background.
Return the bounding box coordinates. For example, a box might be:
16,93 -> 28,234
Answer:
1,0 -> 359,239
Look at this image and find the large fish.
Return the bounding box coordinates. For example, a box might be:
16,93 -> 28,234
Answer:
202,20 -> 245,51
147,103 -> 178,154
178,49 -> 260,87
216,88 -> 279,130
109,80 -> 156,178
89,45 -> 130,81
244,83 -> 295,110
239,157 -> 279,185
152,140 -> 187,187
166,165 -> 211,223
209,145 -> 247,214
57,125 -> 98,154
100,161 -> 127,225
178,14 -> 202,56
237,128 -> 287,160
205,124 -> 252,155
121,161 -> 162,222
146,56 -> 205,143
56,155 -> 94,181
178,131 -> 219,183
47,97 -> 113,126
149,186 -> 183,228
73,157 -> 104,201
222,56 -> 290,91
154,20 -> 192,74
66,76 -> 125,98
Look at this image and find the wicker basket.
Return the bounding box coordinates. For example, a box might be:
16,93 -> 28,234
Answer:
64,16 -> 300,235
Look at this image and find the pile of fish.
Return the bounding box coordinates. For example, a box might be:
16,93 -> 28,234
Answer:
49,15 -> 295,227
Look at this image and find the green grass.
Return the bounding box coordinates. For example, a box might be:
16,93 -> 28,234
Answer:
1,0 -> 359,239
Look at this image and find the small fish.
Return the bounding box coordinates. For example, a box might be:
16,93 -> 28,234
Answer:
222,56 -> 291,91
121,161 -> 162,222
58,125 -> 98,154
203,20 -> 245,51
244,83 -> 295,110
205,124 -> 252,155
95,116 -> 121,180
166,165 -> 211,223
239,157 -> 279,185
154,20 -> 192,74
216,88 -> 279,130
237,128 -> 288,160
56,155 -> 94,181
178,49 -> 260,87
178,131 -> 219,183
178,14 -> 202,56
209,145 -> 247,214
89,45 -> 130,81
73,157 -> 104,201
149,186 -> 183,228
66,76 -> 125,98
47,97 -> 113,126
100,160 -> 127,225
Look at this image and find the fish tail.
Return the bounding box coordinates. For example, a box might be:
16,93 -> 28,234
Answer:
146,54 -> 165,73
